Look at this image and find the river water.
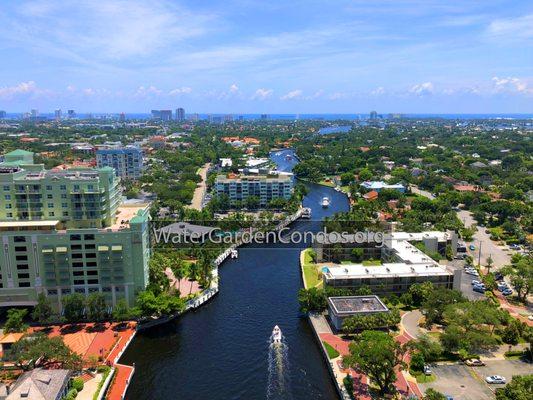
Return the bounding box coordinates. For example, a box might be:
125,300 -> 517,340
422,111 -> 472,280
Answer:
121,149 -> 350,399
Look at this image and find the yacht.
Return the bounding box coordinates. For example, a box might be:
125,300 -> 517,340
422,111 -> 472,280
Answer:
230,249 -> 238,259
321,197 -> 331,208
272,325 -> 282,344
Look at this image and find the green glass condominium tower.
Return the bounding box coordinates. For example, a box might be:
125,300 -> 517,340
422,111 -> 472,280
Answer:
0,150 -> 151,310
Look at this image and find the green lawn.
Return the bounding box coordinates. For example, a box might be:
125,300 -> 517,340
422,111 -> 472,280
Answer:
362,259 -> 382,266
323,341 -> 340,359
301,249 -> 322,288
318,180 -> 335,187
414,373 -> 436,384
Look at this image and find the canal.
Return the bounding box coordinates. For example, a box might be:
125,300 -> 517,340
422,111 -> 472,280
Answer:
121,149 -> 350,399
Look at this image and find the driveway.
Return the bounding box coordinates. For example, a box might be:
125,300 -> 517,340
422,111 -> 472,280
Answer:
402,310 -> 422,339
420,364 -> 493,400
458,210 -> 511,269
472,359 -> 533,383
410,185 -> 435,200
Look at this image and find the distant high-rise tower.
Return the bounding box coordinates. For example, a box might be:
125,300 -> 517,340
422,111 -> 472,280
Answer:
67,109 -> 76,119
160,110 -> 172,121
224,114 -> 233,123
54,109 -> 62,120
260,114 -> 268,120
31,109 -> 38,118
119,112 -> 126,122
175,108 -> 185,121
369,111 -> 378,120
0,110 -> 6,119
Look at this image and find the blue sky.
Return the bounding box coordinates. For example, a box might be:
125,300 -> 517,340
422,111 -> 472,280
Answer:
0,0 -> 531,113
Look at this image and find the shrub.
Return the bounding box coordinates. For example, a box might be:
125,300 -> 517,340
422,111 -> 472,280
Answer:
65,388 -> 78,400
71,377 -> 84,392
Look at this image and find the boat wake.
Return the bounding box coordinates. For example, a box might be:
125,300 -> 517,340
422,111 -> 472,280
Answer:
267,326 -> 292,400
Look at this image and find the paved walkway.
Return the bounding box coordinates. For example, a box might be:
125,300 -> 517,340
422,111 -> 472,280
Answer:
402,310 -> 423,339
77,373 -> 103,400
188,163 -> 210,210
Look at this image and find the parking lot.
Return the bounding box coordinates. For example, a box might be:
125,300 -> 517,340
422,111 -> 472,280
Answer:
421,360 -> 533,399
449,261 -> 485,300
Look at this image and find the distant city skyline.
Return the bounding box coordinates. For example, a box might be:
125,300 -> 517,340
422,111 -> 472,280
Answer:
0,0 -> 531,113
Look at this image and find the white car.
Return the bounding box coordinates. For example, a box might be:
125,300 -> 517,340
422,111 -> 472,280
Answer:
485,375 -> 506,384
471,280 -> 481,286
423,365 -> 432,375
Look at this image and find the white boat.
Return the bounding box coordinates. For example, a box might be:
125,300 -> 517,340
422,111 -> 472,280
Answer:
321,197 -> 330,208
301,207 -> 311,219
272,325 -> 282,344
230,249 -> 238,259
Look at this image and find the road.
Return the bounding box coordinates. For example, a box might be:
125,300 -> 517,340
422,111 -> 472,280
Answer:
410,185 -> 435,200
188,163 -> 211,211
458,210 -> 512,269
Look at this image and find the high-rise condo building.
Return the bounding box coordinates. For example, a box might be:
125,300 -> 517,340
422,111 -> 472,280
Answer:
0,150 -> 151,309
96,146 -> 144,180
0,111 -> 6,119
54,109 -> 62,120
175,108 -> 185,121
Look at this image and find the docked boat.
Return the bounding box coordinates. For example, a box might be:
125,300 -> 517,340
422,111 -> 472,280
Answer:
285,154 -> 292,161
272,325 -> 282,344
301,207 -> 311,219
230,249 -> 238,259
321,197 -> 330,208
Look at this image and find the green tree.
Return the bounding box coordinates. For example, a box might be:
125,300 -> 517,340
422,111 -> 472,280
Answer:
32,293 -> 54,324
297,288 -> 326,313
112,299 -> 132,321
343,330 -> 406,396
421,287 -> 465,327
86,292 -> 107,321
4,309 -> 29,333
410,351 -> 425,373
424,388 -> 447,400
495,374 -> 533,400
9,333 -> 82,371
62,293 -> 86,323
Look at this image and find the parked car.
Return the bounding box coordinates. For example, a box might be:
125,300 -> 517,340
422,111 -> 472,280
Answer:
423,365 -> 432,376
486,375 -> 506,384
502,289 -> 513,296
466,270 -> 479,276
472,280 -> 481,286
509,244 -> 521,250
497,283 -> 508,291
465,358 -> 485,366
469,244 -> 476,250
473,285 -> 486,293
494,272 -> 504,281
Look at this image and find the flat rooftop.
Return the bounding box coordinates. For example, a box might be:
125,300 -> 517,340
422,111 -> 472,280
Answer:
324,262 -> 452,279
109,203 -> 149,230
328,296 -> 389,315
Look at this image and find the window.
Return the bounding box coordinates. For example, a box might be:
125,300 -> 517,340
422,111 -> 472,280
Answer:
18,282 -> 31,287
70,234 -> 81,241
62,203 -> 68,207
47,289 -> 58,295
6,213 -> 12,217
72,262 -> 83,268
48,203 -> 54,208
102,287 -> 112,292
73,271 -> 84,276
46,185 -> 52,190
3,185 -> 9,191
71,244 -> 82,250
86,261 -> 97,267
62,288 -> 71,295
60,185 -> 66,190
84,234 -> 95,240
4,195 -> 10,200
17,273 -> 30,279
15,255 -> 28,261
88,279 -> 99,285
87,270 -> 98,276
49,212 -> 55,217
72,253 -> 83,259
5,204 -> 12,209
74,279 -> 85,285
17,264 -> 29,270
74,185 -> 80,191
62,212 -> 68,217
74,288 -> 85,293
61,194 -> 67,199
88,185 -> 94,190
14,246 -> 26,252
47,194 -> 53,199
85,244 -> 95,250
86,253 -> 96,259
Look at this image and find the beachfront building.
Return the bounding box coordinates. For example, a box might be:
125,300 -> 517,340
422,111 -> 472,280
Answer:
360,181 -> 406,193
214,172 -> 293,208
327,296 -> 389,331
318,231 -> 460,295
0,150 -> 151,310
96,146 -> 144,180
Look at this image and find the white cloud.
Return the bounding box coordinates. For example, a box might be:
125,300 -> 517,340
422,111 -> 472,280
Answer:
169,87 -> 192,96
229,84 -> 239,94
409,82 -> 434,96
487,14 -> 533,41
251,88 -> 273,100
135,85 -> 162,97
280,89 -> 303,100
371,86 -> 385,96
492,77 -> 532,95
0,81 -> 40,99
328,92 -> 349,100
